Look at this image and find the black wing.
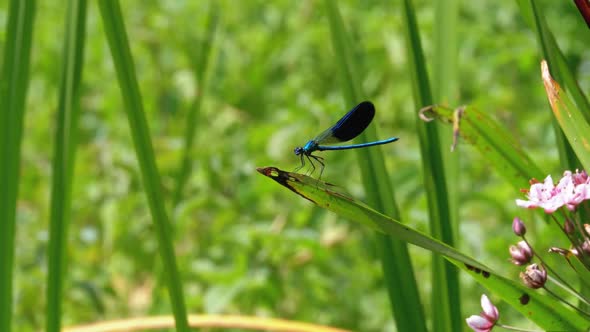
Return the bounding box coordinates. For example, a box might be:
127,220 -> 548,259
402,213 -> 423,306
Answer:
330,101 -> 375,142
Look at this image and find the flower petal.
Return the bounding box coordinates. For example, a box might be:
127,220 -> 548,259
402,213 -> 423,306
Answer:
466,315 -> 494,332
515,199 -> 537,209
480,294 -> 499,321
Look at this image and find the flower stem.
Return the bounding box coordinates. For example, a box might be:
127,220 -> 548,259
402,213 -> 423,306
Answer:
495,322 -> 539,331
548,275 -> 590,305
523,236 -> 574,293
543,285 -> 590,318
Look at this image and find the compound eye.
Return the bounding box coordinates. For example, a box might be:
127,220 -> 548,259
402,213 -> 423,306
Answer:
294,147 -> 302,155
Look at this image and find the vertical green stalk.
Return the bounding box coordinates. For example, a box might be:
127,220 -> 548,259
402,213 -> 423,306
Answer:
433,0 -> 458,105
97,1 -> 189,331
324,1 -> 427,331
432,1 -> 462,327
173,2 -> 218,206
433,0 -> 459,240
46,1 -> 87,331
0,1 -> 36,331
401,0 -> 461,331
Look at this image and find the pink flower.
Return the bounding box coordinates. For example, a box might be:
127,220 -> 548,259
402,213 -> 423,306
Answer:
466,294 -> 499,332
516,175 -> 563,213
559,171 -> 590,211
516,170 -> 590,213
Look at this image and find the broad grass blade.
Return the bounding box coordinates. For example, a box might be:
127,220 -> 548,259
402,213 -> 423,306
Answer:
0,1 -> 36,331
419,105 -> 545,189
97,1 -> 189,330
541,61 -> 590,171
46,1 -> 87,331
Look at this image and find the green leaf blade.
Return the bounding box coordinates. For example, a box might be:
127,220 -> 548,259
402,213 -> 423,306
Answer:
422,105 -> 545,189
541,61 -> 590,171
46,1 -> 87,331
96,1 -> 189,331
0,1 -> 37,331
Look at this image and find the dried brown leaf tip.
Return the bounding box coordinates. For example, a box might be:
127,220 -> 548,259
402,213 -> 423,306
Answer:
574,0 -> 590,29
541,60 -> 560,112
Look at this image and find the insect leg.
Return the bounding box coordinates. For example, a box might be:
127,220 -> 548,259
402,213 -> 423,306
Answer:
305,154 -> 316,175
310,155 -> 325,180
294,154 -> 306,172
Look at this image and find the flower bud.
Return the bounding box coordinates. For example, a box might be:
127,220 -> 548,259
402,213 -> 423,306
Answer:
570,241 -> 590,257
512,217 -> 526,236
548,247 -> 571,257
583,240 -> 590,255
520,264 -> 547,289
465,294 -> 498,332
509,241 -> 533,265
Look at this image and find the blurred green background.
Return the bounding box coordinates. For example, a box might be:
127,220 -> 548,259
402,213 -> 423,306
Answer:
3,1 -> 590,331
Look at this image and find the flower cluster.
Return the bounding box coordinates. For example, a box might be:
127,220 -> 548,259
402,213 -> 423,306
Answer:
467,170 -> 590,331
516,170 -> 590,213
509,218 -> 547,289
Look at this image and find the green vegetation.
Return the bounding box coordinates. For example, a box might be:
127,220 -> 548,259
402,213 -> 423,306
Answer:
2,1 -> 590,331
